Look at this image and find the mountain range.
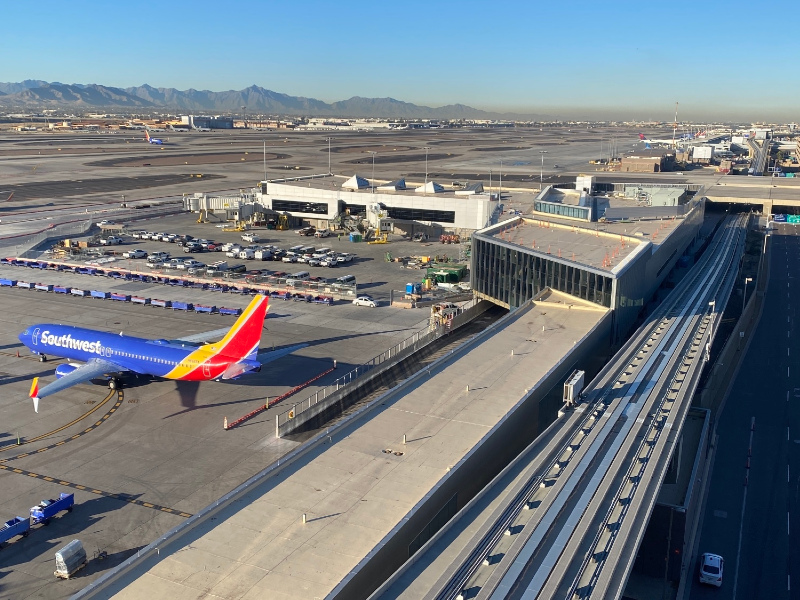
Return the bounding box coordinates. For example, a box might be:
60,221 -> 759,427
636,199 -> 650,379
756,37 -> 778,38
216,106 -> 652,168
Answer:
0,81 -> 520,119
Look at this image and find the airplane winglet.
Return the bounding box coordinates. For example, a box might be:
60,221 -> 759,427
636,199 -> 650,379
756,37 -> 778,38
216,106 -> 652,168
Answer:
30,377 -> 40,413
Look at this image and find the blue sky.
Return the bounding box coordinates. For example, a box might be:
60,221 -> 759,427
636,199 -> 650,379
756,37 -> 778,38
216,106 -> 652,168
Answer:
2,0 -> 797,121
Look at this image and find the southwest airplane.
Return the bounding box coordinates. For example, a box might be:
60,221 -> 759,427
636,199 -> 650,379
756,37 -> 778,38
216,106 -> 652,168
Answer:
19,295 -> 296,412
145,130 -> 163,145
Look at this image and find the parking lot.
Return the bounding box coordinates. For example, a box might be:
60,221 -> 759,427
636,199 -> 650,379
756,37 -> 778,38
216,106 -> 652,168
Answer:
51,213 -> 470,305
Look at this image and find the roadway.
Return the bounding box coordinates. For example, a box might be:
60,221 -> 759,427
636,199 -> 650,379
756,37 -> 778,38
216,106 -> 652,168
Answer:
690,227 -> 798,599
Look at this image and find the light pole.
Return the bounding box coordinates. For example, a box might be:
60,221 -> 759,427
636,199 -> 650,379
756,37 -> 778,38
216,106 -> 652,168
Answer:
423,146 -> 431,196
489,169 -> 492,198
325,137 -> 333,175
706,300 -> 716,362
499,159 -> 503,201
368,151 -> 376,193
539,150 -> 548,191
242,106 -> 246,129
742,277 -> 752,314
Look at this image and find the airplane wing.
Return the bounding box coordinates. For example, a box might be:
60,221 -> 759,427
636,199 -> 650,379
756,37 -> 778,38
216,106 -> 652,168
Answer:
175,327 -> 231,344
257,343 -> 308,365
221,343 -> 309,380
30,358 -> 127,412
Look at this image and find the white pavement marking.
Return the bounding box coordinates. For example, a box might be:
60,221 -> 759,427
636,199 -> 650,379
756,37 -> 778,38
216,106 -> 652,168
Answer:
734,418 -> 756,600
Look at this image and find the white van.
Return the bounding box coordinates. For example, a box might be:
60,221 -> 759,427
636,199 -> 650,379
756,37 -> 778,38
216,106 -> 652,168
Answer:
286,271 -> 310,286
336,274 -> 356,285
254,249 -> 273,261
312,248 -> 331,258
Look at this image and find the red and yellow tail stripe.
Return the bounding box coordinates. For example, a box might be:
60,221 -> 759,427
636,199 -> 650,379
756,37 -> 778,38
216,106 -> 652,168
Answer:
164,295 -> 269,381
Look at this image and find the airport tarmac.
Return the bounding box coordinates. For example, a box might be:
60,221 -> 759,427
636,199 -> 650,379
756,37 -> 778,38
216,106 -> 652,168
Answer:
0,259 -> 430,598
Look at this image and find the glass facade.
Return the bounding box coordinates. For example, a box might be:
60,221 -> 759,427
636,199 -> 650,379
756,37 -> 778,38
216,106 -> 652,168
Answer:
385,206 -> 456,224
272,199 -> 329,215
534,200 -> 591,221
472,236 -> 613,309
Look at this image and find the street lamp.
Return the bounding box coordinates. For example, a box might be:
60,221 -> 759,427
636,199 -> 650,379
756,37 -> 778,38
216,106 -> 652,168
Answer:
742,277 -> 753,314
324,137 -> 334,175
423,146 -> 431,196
706,300 -> 716,362
368,151 -> 377,193
539,150 -> 548,191
499,159 -> 503,201
489,169 -> 492,198
242,106 -> 246,129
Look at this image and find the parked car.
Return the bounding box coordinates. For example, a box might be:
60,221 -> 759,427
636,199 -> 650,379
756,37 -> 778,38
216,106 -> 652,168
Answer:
297,226 -> 316,236
122,249 -> 147,259
314,229 -> 330,238
241,233 -> 261,243
146,257 -> 164,268
147,251 -> 170,260
352,295 -> 377,308
100,236 -> 122,245
282,254 -> 298,263
699,553 -> 723,587
183,243 -> 203,253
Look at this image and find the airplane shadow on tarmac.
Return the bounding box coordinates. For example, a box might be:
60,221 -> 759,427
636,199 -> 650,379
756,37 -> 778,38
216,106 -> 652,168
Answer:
0,494 -> 143,578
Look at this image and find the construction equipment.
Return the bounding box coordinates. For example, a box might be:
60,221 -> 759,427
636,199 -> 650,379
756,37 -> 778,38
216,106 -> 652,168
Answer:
222,221 -> 247,232
276,214 -> 289,230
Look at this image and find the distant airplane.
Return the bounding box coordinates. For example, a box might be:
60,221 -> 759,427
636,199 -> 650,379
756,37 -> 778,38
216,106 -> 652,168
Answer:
19,295 -> 304,412
145,130 -> 163,145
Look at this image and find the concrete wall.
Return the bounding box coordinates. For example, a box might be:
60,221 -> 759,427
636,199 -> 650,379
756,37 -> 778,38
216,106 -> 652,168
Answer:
329,306 -> 613,600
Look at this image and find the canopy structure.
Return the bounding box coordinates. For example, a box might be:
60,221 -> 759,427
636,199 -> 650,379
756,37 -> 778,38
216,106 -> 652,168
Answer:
377,179 -> 406,191
414,181 -> 444,194
455,183 -> 485,196
342,174 -> 370,190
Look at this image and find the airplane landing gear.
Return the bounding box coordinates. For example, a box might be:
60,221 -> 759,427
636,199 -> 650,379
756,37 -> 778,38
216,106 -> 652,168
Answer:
39,354 -> 47,363
108,378 -> 119,390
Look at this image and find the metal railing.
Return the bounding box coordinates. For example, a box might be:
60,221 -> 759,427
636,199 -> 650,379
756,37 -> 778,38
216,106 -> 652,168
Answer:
276,297 -> 481,431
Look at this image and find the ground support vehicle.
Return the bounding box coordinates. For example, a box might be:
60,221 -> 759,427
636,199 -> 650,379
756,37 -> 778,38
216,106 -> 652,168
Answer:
0,517 -> 30,547
30,493 -> 74,526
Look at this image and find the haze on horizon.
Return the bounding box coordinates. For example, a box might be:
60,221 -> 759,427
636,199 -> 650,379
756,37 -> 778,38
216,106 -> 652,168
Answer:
2,0 -> 797,122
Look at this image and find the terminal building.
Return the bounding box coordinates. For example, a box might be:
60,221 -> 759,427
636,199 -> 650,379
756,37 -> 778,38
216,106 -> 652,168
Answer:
472,181 -> 705,342
184,175 -> 500,236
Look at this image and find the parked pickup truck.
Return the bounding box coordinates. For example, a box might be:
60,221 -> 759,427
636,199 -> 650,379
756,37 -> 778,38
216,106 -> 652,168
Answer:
30,493 -> 74,526
241,233 -> 261,243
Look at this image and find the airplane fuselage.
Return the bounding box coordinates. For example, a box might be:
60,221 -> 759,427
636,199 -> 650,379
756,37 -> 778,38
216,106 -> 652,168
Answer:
19,324 -> 242,381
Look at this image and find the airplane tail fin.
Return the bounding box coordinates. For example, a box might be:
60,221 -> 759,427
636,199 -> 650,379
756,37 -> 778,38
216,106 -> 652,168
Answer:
145,130 -> 150,142
214,295 -> 269,361
638,133 -> 646,140
30,377 -> 40,412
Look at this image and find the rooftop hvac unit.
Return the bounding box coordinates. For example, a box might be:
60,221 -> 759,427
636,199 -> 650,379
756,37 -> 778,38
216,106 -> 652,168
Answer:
563,369 -> 585,408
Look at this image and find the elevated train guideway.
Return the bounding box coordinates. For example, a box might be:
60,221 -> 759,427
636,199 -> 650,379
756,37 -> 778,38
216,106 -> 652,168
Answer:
372,214 -> 747,600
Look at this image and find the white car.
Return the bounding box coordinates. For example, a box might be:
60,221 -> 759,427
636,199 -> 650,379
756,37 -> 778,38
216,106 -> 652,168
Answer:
314,229 -> 330,238
352,295 -> 377,308
241,233 -> 260,243
282,254 -> 298,263
147,251 -> 170,260
699,553 -> 723,587
146,258 -> 164,268
122,249 -> 147,259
